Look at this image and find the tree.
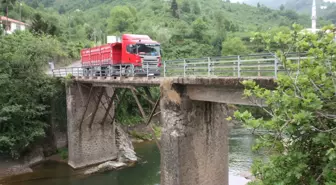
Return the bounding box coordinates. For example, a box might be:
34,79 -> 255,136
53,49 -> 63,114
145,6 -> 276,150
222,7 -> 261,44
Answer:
1,0 -> 16,17
212,11 -> 228,54
279,4 -> 285,11
191,18 -> 208,41
235,24 -> 336,185
107,5 -> 137,34
58,5 -> 65,14
221,37 -> 248,56
171,0 -> 179,18
257,2 -> 260,8
30,13 -> 60,36
191,1 -> 200,14
0,31 -> 66,158
181,0 -> 191,13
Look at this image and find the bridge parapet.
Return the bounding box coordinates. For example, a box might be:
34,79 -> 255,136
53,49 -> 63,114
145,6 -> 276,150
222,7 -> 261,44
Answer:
52,53 -> 308,78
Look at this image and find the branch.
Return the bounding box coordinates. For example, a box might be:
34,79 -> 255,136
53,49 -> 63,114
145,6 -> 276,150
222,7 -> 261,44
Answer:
311,125 -> 336,133
316,111 -> 336,119
247,95 -> 275,117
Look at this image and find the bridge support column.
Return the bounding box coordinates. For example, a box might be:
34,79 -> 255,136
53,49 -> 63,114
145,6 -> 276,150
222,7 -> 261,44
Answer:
66,82 -> 117,169
160,84 -> 229,185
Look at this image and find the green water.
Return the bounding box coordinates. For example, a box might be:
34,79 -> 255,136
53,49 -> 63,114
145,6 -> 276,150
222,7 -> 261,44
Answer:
1,127 -> 258,185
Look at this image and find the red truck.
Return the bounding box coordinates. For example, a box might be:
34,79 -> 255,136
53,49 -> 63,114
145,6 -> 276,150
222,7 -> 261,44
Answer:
81,34 -> 161,76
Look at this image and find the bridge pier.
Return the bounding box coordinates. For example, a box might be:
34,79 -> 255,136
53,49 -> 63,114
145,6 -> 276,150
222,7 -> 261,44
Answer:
160,84 -> 229,185
66,82 -> 118,169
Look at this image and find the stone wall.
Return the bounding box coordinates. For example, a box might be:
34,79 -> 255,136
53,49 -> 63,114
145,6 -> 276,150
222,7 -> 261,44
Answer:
160,84 -> 229,185
66,83 -> 117,169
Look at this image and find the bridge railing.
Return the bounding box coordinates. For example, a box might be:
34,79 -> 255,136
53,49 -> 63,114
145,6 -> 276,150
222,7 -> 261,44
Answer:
164,53 -> 308,78
52,53 -> 308,78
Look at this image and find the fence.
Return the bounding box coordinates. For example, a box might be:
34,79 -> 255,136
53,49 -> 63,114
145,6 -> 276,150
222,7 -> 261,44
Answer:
52,53 -> 308,78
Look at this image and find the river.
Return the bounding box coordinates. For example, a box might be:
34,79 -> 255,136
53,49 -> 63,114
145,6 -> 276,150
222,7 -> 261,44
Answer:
1,127 -> 259,185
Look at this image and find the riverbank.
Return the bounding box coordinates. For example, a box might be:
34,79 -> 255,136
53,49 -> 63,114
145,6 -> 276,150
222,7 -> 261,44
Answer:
0,125 -> 256,185
0,138 -> 254,185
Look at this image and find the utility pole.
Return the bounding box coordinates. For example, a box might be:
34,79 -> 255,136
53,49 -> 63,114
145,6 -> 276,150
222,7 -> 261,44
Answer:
312,0 -> 317,33
68,16 -> 71,40
20,2 -> 22,21
6,6 -> 9,34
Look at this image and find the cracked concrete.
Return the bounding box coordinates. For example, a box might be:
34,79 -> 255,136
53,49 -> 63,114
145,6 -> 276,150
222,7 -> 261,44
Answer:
160,84 -> 229,185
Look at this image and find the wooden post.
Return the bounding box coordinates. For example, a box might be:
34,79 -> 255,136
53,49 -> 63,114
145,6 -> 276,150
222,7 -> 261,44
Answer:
131,88 -> 146,119
110,89 -> 127,124
146,97 -> 161,152
79,86 -> 94,130
100,89 -> 118,125
88,87 -> 104,129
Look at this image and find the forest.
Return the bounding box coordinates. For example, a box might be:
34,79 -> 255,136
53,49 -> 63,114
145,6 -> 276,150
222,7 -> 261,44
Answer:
2,0 -> 328,63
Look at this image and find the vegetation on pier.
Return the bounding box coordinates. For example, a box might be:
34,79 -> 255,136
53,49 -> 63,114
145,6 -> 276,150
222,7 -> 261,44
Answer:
235,24 -> 336,184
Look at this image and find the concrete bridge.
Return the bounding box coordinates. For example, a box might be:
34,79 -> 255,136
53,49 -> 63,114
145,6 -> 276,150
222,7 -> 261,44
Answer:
53,54 -> 299,185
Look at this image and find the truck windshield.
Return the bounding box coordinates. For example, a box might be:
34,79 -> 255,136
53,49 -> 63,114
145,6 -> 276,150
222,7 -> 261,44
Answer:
136,44 -> 160,56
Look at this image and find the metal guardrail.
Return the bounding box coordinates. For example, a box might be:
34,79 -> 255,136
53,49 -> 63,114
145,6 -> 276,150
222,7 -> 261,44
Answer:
52,53 -> 308,78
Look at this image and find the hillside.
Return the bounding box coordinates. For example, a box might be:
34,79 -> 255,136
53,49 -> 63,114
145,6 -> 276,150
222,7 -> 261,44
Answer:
285,0 -> 336,23
234,0 -> 336,24
0,0 -> 315,61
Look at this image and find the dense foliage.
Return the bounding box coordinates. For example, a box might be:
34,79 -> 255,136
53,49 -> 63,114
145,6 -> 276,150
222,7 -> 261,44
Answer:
0,31 -> 66,158
235,24 -> 336,184
2,0 -> 315,60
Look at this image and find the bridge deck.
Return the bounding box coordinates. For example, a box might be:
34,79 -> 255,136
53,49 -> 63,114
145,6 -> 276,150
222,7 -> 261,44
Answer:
74,76 -> 276,88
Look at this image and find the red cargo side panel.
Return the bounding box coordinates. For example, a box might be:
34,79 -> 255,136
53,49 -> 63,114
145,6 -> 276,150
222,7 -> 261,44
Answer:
100,44 -> 112,65
112,43 -> 122,65
81,49 -> 91,67
90,46 -> 101,66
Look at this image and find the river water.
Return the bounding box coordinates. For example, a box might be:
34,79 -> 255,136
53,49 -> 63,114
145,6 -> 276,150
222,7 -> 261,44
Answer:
1,127 -> 259,185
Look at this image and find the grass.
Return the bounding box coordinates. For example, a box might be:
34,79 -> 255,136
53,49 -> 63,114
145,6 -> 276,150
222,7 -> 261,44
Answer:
57,148 -> 68,160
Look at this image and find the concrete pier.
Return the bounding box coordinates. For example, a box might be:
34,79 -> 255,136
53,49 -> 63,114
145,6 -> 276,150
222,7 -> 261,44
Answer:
66,83 -> 117,169
160,84 -> 229,185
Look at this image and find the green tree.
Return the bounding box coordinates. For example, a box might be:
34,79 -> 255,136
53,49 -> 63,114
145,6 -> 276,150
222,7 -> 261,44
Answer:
0,31 -> 66,158
1,0 -> 16,17
191,18 -> 208,41
235,24 -> 336,185
107,5 -> 137,34
212,11 -> 228,54
181,0 -> 191,13
222,37 -> 248,55
58,4 -> 65,14
279,4 -> 285,11
171,0 -> 179,18
30,13 -> 60,36
191,0 -> 200,14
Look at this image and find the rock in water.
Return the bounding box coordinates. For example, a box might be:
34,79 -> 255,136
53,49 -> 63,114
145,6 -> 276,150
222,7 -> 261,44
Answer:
23,146 -> 45,166
4,165 -> 33,176
115,125 -> 137,163
84,161 -> 126,175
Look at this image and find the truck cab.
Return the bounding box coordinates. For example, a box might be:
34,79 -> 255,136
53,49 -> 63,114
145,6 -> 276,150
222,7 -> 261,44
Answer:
122,34 -> 161,76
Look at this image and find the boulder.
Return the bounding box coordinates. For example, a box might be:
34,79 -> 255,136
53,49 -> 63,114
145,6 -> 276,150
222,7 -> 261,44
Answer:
240,171 -> 255,180
3,165 -> 33,176
84,161 -> 126,175
115,125 -> 137,163
23,146 -> 45,166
